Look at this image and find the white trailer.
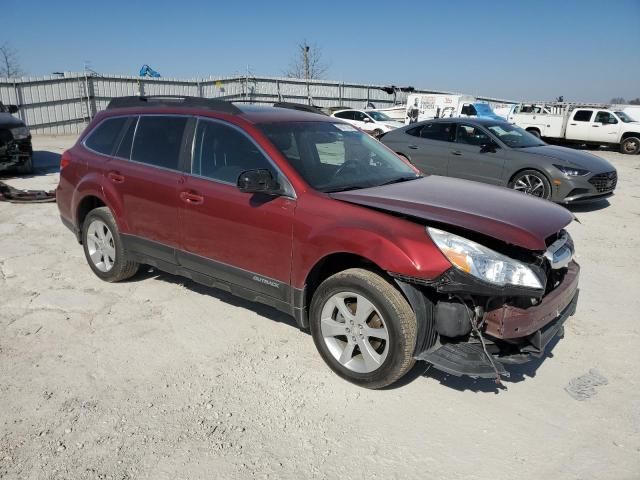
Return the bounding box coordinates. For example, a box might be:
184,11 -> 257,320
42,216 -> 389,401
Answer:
405,94 -> 503,124
507,102 -> 640,154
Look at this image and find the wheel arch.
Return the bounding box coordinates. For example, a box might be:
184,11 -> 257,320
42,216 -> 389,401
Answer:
621,131 -> 640,141
508,166 -> 552,186
298,252 -> 389,329
75,195 -> 107,242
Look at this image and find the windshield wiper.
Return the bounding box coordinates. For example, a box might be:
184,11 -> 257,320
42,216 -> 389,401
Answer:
324,184 -> 368,193
377,175 -> 422,186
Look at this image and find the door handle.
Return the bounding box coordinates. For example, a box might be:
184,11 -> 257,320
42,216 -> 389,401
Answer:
407,144 -> 418,150
451,150 -> 463,156
180,191 -> 204,205
107,171 -> 125,183
569,123 -> 577,126
592,125 -> 600,127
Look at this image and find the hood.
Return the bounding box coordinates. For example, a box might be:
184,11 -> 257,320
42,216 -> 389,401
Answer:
384,121 -> 404,128
0,112 -> 25,129
522,145 -> 615,173
330,176 -> 574,251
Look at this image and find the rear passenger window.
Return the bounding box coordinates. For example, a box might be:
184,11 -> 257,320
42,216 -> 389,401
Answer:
85,117 -> 127,155
420,123 -> 454,141
335,111 -> 354,120
131,116 -> 188,170
573,110 -> 593,122
114,117 -> 137,159
192,120 -> 272,183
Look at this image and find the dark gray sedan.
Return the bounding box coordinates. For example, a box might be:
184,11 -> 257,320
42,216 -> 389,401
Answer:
381,118 -> 617,203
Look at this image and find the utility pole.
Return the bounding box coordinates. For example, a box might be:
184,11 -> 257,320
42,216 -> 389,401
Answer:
303,44 -> 310,105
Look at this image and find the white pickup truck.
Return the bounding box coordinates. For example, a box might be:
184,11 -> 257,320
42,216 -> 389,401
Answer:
507,103 -> 640,154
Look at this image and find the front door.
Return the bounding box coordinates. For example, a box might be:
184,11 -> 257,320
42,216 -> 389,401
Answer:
177,118 -> 296,303
591,111 -> 621,143
447,123 -> 505,186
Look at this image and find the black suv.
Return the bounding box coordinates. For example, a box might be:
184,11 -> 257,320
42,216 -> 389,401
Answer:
0,102 -> 33,174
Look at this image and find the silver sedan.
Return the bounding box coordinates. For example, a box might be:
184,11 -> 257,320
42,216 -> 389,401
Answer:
381,118 -> 617,203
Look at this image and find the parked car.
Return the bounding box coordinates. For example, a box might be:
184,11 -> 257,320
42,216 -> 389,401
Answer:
405,94 -> 504,124
381,118 -> 617,204
0,102 -> 33,173
331,109 -> 403,137
57,96 -> 579,388
507,102 -> 640,154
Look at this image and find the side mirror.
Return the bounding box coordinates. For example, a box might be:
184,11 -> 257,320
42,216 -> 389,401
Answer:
7,105 -> 19,114
237,169 -> 282,195
363,117 -> 372,123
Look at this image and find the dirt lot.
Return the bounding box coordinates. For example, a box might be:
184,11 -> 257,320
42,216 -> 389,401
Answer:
1,136 -> 639,480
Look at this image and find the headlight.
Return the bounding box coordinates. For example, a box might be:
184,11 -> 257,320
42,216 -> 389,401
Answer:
554,164 -> 590,177
427,227 -> 544,289
10,126 -> 30,140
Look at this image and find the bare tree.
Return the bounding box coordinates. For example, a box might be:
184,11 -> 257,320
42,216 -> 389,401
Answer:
285,41 -> 329,80
610,97 -> 626,104
0,42 -> 24,78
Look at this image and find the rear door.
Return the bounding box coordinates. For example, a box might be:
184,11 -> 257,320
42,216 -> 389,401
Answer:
447,123 -> 505,186
398,122 -> 453,175
565,109 -> 595,140
109,115 -> 190,263
177,118 -> 295,302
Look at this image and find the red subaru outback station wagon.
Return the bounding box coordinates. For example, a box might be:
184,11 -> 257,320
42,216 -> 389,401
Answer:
57,96 -> 580,388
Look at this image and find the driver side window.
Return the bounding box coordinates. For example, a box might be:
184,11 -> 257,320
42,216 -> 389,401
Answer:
455,125 -> 490,146
353,111 -> 367,122
594,111 -> 617,124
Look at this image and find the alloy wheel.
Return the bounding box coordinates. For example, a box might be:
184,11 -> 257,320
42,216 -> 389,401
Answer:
86,219 -> 116,272
513,174 -> 547,198
320,291 -> 389,373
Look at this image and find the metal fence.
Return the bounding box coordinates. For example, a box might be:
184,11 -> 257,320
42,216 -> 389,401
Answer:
0,73 -> 452,135
1,72 -> 517,135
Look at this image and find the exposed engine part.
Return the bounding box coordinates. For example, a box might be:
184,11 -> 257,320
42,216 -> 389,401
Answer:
0,181 -> 55,203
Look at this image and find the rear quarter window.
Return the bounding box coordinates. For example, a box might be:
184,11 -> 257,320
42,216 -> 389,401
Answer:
84,117 -> 128,155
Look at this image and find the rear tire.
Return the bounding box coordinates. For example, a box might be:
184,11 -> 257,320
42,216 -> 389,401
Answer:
620,137 -> 640,155
527,129 -> 541,139
82,207 -> 139,282
509,169 -> 552,200
372,129 -> 384,139
309,268 -> 417,389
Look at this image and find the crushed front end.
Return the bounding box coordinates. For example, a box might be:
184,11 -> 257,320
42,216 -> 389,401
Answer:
393,229 -> 579,380
0,127 -> 32,171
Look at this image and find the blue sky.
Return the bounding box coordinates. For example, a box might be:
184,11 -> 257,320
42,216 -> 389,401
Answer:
2,0 -> 639,102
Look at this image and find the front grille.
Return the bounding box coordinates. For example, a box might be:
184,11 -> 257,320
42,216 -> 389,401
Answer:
589,171 -> 617,193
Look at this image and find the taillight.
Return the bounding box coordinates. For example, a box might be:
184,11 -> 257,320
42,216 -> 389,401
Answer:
60,151 -> 71,170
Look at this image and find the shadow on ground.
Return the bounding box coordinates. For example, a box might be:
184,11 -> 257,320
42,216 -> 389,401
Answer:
0,150 -> 61,180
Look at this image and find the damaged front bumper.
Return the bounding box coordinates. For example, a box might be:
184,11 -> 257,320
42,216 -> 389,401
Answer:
0,136 -> 32,170
395,261 -> 580,379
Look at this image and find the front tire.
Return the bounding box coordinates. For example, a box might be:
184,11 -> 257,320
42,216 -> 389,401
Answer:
309,268 -> 417,389
82,207 -> 139,282
620,137 -> 640,155
510,169 -> 552,200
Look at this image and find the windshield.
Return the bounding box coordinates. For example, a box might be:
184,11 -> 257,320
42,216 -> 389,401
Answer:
615,111 -> 634,123
486,123 -> 546,148
259,121 -> 420,193
367,111 -> 392,121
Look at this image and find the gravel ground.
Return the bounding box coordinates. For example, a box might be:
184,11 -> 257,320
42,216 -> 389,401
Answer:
1,136 -> 639,480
